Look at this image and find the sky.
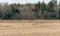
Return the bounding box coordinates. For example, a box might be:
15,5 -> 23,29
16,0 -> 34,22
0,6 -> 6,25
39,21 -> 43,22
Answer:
0,0 -> 59,4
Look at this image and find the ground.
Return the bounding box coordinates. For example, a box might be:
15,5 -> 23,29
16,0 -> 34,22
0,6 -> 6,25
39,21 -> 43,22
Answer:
0,20 -> 60,36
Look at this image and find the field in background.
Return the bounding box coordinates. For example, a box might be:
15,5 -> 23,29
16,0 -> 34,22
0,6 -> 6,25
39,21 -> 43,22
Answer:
0,20 -> 60,36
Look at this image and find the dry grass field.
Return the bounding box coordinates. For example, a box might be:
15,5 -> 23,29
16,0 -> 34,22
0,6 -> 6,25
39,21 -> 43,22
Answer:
0,20 -> 60,36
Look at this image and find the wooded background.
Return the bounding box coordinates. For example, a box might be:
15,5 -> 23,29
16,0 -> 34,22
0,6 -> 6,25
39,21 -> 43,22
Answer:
0,0 -> 59,20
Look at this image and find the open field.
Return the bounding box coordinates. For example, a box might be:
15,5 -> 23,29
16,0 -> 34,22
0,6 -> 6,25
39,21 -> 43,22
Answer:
0,20 -> 60,36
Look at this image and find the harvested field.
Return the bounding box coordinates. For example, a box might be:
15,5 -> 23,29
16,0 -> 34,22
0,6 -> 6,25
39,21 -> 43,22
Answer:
0,20 -> 60,36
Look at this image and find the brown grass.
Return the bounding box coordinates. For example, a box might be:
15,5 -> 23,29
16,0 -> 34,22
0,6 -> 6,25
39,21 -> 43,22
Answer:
0,20 -> 60,36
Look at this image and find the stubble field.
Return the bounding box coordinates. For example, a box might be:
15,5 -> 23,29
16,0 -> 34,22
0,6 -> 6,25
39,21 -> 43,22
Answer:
0,20 -> 60,36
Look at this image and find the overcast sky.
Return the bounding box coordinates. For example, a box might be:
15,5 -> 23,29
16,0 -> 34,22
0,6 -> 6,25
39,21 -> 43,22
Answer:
0,0 -> 59,4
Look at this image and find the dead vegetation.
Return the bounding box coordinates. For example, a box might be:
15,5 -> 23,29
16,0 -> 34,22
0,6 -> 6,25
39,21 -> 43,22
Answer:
0,20 -> 60,36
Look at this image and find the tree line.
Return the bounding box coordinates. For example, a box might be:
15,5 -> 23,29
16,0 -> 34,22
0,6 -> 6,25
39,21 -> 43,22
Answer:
0,0 -> 59,20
